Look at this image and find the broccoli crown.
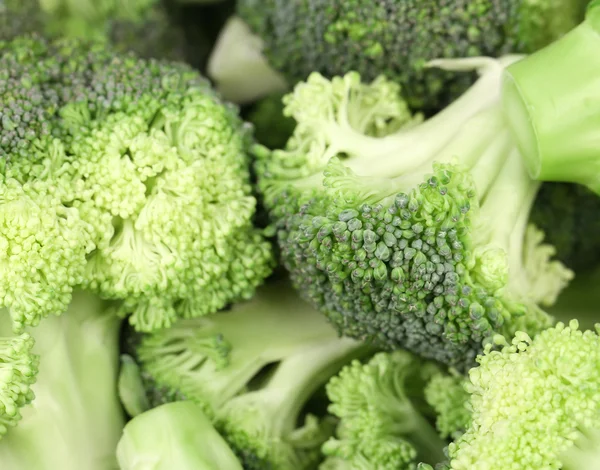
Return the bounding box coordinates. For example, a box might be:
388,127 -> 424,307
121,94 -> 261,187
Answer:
423,372 -> 471,440
530,182 -> 600,272
0,0 -> 186,60
255,58 -> 573,369
322,350 -> 446,469
237,0 -> 583,111
0,334 -> 38,438
447,320 -> 600,469
134,281 -> 368,469
0,35 -> 273,332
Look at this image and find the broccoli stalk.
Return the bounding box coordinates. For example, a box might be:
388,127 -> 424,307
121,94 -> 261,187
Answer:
256,57 -> 572,369
117,401 -> 244,470
0,291 -> 124,469
218,336 -> 365,470
133,281 -> 371,469
208,16 -> 288,104
501,1 -> 600,193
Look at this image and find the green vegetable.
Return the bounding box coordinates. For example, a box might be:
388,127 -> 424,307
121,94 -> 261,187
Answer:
0,292 -> 124,469
502,0 -> 600,193
0,0 -> 186,60
256,57 -> 572,369
210,0 -> 584,109
117,401 -> 244,470
0,34 -> 273,333
321,351 -> 450,469
132,280 -> 370,469
446,320 -> 600,469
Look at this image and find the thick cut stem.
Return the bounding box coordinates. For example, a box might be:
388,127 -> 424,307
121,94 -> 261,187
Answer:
502,3 -> 600,192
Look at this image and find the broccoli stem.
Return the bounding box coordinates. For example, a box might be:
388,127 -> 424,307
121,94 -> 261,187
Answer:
0,291 -> 124,470
561,427 -> 600,470
502,2 -> 600,192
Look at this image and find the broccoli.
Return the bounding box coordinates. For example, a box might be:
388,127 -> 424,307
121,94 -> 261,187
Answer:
0,334 -> 38,438
0,34 -> 273,333
0,0 -> 187,60
0,292 -> 124,469
321,350 -> 450,469
117,401 -> 244,470
445,320 -> 600,469
530,182 -> 600,272
130,280 -> 371,469
209,0 -> 585,110
423,372 -> 471,441
255,56 -> 574,370
502,1 -> 600,194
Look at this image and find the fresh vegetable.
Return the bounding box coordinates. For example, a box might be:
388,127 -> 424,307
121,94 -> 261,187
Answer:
116,401 -> 244,470
255,56 -> 572,369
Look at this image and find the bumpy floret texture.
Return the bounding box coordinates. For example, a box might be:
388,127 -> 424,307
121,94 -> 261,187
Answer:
238,0 -> 583,110
424,373 -> 471,440
448,320 -> 600,469
0,35 -> 273,332
256,68 -> 569,369
322,351 -> 445,469
0,334 -> 38,438
0,0 -> 185,60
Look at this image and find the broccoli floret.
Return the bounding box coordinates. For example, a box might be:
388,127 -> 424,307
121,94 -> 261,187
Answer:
321,351 -> 448,469
446,320 -> 600,469
0,292 -> 124,469
132,280 -> 370,469
210,0 -> 585,110
502,2 -> 600,193
0,34 -> 273,333
0,334 -> 38,438
424,373 -> 471,440
530,182 -> 600,272
0,0 -> 186,60
255,57 -> 573,370
117,401 -> 244,470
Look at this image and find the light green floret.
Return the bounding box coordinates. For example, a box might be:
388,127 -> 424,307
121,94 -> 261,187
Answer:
0,334 -> 38,438
256,56 -> 572,369
321,351 -> 447,470
447,320 -> 600,470
424,373 -> 471,440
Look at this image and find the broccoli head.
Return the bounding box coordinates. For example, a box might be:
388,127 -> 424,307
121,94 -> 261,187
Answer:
131,280 -> 370,469
446,320 -> 600,469
0,34 -> 273,333
0,0 -> 186,60
255,57 -> 573,370
321,350 -> 448,469
225,0 -> 584,110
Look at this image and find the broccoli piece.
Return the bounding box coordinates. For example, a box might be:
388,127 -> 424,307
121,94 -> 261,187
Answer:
321,351 -> 448,469
530,182 -> 600,272
255,57 -> 574,370
0,334 -> 38,438
208,16 -> 288,104
132,280 -> 371,469
210,0 -> 585,110
0,0 -> 186,60
0,292 -> 124,469
117,401 -> 244,470
424,373 -> 471,440
446,320 -> 600,469
502,1 -> 600,194
0,34 -> 273,333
